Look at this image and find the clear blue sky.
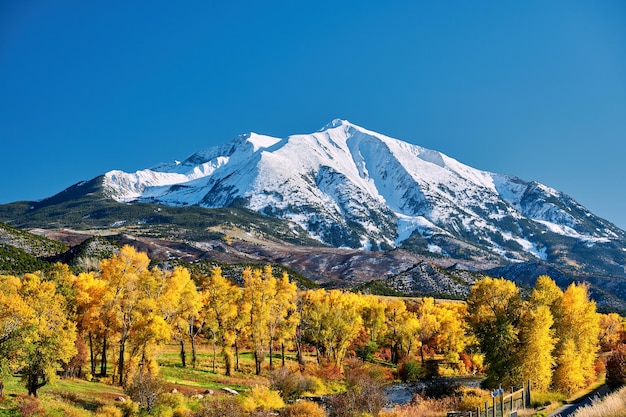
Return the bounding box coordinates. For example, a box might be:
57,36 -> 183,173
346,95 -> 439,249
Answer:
1,1 -> 625,229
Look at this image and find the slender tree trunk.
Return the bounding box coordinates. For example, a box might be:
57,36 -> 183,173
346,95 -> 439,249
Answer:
269,342 -> 274,370
254,351 -> 261,375
212,342 -> 217,373
281,343 -> 286,367
89,332 -> 96,376
118,337 -> 126,386
295,334 -> 304,366
180,340 -> 186,367
235,338 -> 240,371
100,333 -> 107,376
190,334 -> 197,369
420,343 -> 425,365
0,380 -> 4,397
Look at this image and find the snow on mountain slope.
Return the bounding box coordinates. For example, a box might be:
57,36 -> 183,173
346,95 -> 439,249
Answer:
100,119 -> 625,265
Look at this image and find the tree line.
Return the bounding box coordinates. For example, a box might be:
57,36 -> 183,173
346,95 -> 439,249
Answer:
0,245 -> 622,397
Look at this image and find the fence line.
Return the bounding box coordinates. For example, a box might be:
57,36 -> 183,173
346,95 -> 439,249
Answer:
447,381 -> 530,417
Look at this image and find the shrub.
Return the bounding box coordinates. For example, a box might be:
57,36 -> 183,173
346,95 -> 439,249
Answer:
95,405 -> 123,417
606,344 -> 626,389
17,394 -> 45,417
242,385 -> 286,413
124,370 -> 164,412
193,397 -> 246,417
330,361 -> 387,417
398,360 -> 423,383
270,367 -> 319,402
280,400 -> 327,417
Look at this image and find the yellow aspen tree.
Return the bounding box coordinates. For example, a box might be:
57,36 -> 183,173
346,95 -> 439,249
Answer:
552,339 -> 584,395
552,283 -> 599,393
157,266 -> 199,368
19,273 -> 77,396
202,266 -> 240,375
433,302 -> 468,364
299,289 -> 327,364
360,294 -> 387,347
71,271 -> 107,377
99,245 -> 151,385
321,290 -> 363,366
272,272 -> 299,368
0,274 -> 34,396
242,266 -> 276,375
384,298 -> 411,364
416,297 -> 441,365
299,289 -> 364,367
530,275 -> 563,310
518,305 -> 556,392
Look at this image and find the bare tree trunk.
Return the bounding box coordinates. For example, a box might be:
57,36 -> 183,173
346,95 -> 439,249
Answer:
118,337 -> 126,386
100,333 -> 107,376
89,332 -> 96,376
212,342 -> 217,373
269,342 -> 274,370
180,340 -> 186,367
235,338 -> 240,371
281,343 -> 286,367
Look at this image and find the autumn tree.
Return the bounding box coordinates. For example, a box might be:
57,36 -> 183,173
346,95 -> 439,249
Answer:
242,266 -> 275,375
0,274 -> 34,396
467,277 -> 523,388
599,313 -> 624,351
300,289 -> 363,367
432,301 -> 468,364
384,299 -> 417,364
19,273 -> 77,396
270,271 -> 299,368
518,305 -> 556,391
99,246 -> 174,385
415,298 -> 442,365
157,266 -> 199,368
70,271 -> 107,377
202,266 -> 241,375
552,283 -> 599,393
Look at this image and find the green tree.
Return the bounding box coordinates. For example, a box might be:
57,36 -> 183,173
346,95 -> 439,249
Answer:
467,277 -> 523,388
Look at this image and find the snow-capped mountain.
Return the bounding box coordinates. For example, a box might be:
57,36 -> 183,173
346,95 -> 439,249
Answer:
98,119 -> 624,271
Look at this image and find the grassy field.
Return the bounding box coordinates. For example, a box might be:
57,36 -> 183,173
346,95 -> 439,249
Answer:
0,342 -> 317,416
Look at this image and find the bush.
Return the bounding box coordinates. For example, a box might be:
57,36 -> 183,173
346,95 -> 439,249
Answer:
124,370 -> 164,412
606,344 -> 626,389
330,361 -> 387,417
280,400 -> 327,417
398,360 -> 423,382
17,394 -> 45,417
242,385 -> 286,413
193,397 -> 246,417
270,367 -> 319,402
95,405 -> 123,417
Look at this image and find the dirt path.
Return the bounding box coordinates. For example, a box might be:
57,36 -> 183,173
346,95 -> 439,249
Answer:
549,385 -> 610,417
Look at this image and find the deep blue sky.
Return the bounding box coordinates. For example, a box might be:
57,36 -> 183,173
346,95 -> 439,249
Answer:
1,1 -> 625,229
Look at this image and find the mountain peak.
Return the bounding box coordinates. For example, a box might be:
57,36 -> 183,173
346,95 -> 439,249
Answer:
90,121 -> 626,275
321,118 -> 352,131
